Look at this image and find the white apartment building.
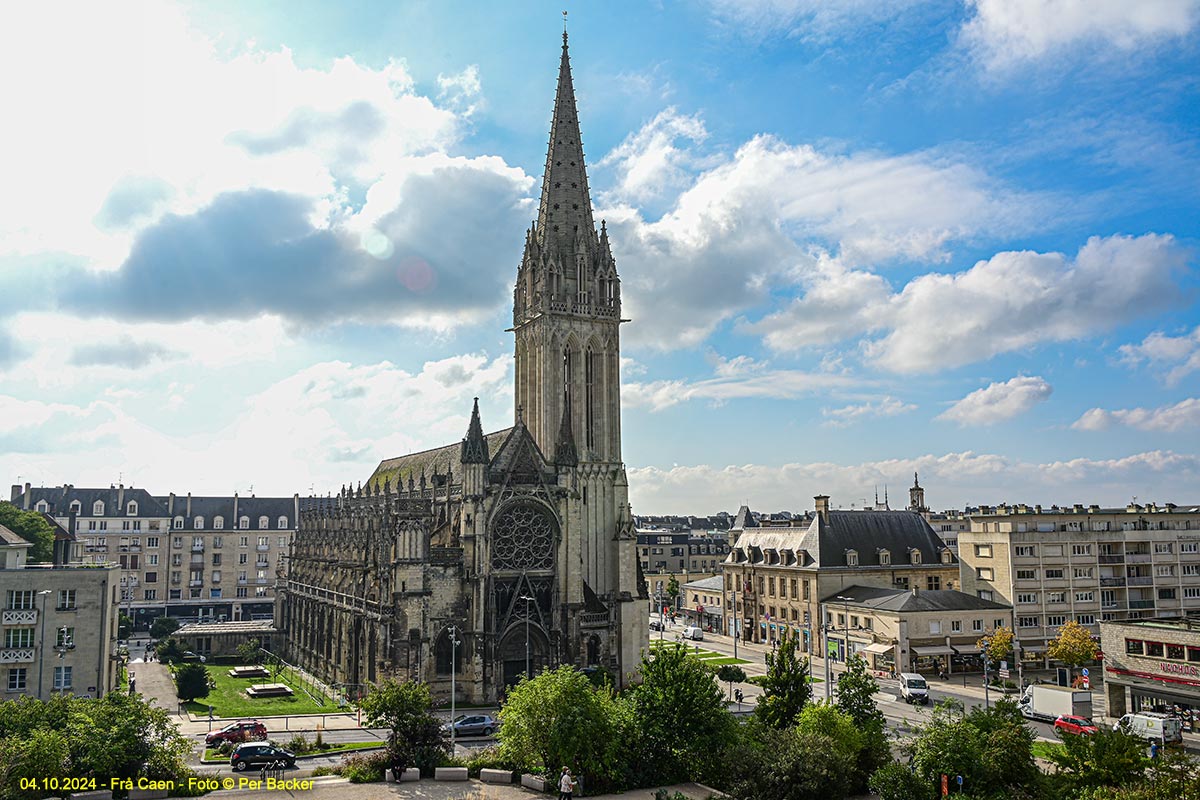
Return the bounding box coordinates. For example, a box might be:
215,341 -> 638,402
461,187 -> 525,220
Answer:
958,502 -> 1200,668
10,484 -> 298,630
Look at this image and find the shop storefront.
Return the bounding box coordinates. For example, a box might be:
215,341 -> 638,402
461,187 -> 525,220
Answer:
911,644 -> 953,674
863,642 -> 896,675
1099,617 -> 1200,729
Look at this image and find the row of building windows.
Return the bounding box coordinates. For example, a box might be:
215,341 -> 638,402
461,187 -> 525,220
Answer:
173,516 -> 289,530
1016,614 -> 1098,627
4,590 -> 76,611
4,666 -> 73,692
979,541 -> 1199,557
1124,639 -> 1200,662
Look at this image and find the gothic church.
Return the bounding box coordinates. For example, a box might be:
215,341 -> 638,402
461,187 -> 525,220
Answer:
278,32 -> 648,702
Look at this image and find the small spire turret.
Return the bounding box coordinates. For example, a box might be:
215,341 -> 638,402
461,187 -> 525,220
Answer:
461,398 -> 490,464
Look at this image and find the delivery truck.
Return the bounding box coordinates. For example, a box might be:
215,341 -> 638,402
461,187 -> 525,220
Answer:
1018,684 -> 1093,722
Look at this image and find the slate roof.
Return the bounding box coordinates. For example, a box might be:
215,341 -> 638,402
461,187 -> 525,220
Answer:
823,585 -> 1011,612
155,495 -> 300,530
17,486 -> 169,518
368,429 -> 513,489
728,509 -> 955,569
731,505 -> 759,531
0,524 -> 30,548
684,574 -> 725,591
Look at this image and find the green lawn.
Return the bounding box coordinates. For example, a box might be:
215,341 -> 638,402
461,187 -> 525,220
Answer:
1032,741 -> 1064,760
647,640 -> 750,665
183,664 -> 337,718
202,741 -> 381,762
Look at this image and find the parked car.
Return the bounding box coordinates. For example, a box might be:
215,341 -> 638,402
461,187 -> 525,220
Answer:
443,714 -> 499,736
681,625 -> 704,641
181,651 -> 207,663
1114,712 -> 1183,743
1054,715 -> 1098,736
206,720 -> 268,746
899,673 -> 930,705
230,743 -> 295,771
649,619 -> 664,631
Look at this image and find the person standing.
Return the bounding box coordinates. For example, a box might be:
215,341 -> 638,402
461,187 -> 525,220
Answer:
558,766 -> 577,800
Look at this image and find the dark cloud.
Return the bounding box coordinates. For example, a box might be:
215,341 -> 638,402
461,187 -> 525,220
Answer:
226,101 -> 387,157
64,168 -> 529,327
93,175 -> 175,230
68,338 -> 179,369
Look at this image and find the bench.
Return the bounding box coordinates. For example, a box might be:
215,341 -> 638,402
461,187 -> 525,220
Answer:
480,768 -> 514,784
395,768 -> 420,782
246,683 -> 294,697
229,666 -> 271,679
434,767 -> 468,781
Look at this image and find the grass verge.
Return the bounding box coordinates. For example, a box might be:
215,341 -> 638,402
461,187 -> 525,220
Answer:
201,741 -> 382,763
184,664 -> 335,718
1032,741 -> 1064,760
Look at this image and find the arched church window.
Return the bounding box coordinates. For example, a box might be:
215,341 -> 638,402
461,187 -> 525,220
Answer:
434,628 -> 462,675
491,501 -> 556,571
562,348 -> 574,411
585,345 -> 596,450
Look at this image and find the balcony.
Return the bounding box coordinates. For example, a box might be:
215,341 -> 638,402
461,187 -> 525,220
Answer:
189,580 -> 203,587
1099,555 -> 1124,564
118,545 -> 141,552
191,544 -> 205,553
1128,600 -> 1156,609
1127,576 -> 1153,586
1127,553 -> 1152,563
2,609 -> 37,625
255,577 -> 268,584
0,648 -> 35,664
256,544 -> 270,552
1102,602 -> 1119,610
1100,577 -> 1127,587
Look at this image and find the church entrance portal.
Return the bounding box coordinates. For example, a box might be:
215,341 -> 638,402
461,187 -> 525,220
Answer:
498,626 -> 549,688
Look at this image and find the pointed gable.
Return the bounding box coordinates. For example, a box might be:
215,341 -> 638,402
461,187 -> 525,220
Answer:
461,398 -> 490,464
489,419 -> 555,485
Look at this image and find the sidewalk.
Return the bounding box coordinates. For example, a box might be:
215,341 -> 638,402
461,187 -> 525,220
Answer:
196,776 -> 721,800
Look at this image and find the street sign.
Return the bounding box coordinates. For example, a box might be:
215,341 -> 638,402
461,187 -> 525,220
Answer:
1000,660 -> 1008,672
999,669 -> 1010,679
1082,678 -> 1090,689
1081,667 -> 1089,677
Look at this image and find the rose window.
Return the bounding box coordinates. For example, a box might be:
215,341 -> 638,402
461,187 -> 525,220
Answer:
491,502 -> 555,571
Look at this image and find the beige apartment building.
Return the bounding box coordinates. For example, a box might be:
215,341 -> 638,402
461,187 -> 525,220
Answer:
723,497 -> 960,657
10,484 -> 298,633
1100,616 -> 1200,724
1,525 -> 121,699
959,502 -> 1200,668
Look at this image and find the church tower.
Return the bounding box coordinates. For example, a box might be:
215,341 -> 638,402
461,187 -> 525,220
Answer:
513,30 -> 622,466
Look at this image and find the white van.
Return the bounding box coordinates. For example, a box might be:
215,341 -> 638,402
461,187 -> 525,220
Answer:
899,673 -> 930,705
681,626 -> 704,641
1114,712 -> 1183,743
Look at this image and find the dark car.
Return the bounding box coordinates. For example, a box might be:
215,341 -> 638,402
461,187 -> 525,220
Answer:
230,743 -> 295,771
442,714 -> 499,736
649,619 -> 664,631
206,720 -> 268,746
1054,715 -> 1098,736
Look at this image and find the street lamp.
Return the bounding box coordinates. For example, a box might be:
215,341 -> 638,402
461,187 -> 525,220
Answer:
36,590 -> 51,699
446,625 -> 461,756
518,595 -> 534,679
981,636 -> 991,710
731,584 -> 738,662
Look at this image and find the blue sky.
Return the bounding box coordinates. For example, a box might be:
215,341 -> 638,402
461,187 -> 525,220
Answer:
1,0 -> 1198,513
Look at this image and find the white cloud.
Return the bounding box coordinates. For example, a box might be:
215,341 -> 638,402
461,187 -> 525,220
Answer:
1119,325 -> 1200,386
627,449 -> 1200,513
938,376 -> 1052,426
624,368 -> 868,412
1072,398 -> 1200,433
1,353 -> 513,494
822,396 -> 916,427
706,0 -> 928,41
437,65 -> 483,117
961,0 -> 1200,70
749,234 -> 1189,373
598,109 -> 709,203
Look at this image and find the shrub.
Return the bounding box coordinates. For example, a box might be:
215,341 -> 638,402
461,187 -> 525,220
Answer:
285,734 -> 309,754
869,762 -> 935,800
464,746 -> 515,778
174,663 -> 210,702
341,750 -> 390,783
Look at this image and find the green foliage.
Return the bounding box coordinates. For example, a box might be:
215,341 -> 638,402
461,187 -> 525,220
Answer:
358,679 -> 446,777
0,501 -> 55,563
716,664 -> 748,685
906,698 -> 1041,799
150,616 -> 180,639
235,638 -> 264,665
1047,620 -> 1100,667
156,637 -> 185,664
497,666 -> 625,792
0,692 -> 193,796
726,721 -> 856,800
626,644 -> 736,788
666,575 -> 681,601
869,762 -> 935,800
754,628 -> 811,729
980,626 -> 1015,665
340,750 -> 390,783
836,655 -> 892,792
118,613 -> 133,641
463,746 -> 515,778
174,663 -> 211,702
1044,727 -> 1147,797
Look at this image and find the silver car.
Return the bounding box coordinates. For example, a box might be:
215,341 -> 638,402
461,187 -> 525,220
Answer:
444,714 -> 499,736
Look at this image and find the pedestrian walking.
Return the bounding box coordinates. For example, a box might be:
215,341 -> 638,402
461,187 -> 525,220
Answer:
558,766 -> 577,800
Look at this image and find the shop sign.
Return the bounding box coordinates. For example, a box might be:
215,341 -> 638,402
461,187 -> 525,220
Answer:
1160,662 -> 1200,677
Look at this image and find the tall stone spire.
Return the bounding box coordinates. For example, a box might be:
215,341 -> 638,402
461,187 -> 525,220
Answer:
461,397 -> 489,464
535,30 -> 597,262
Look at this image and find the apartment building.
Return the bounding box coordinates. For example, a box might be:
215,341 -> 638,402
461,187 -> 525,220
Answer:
1,524 -> 121,699
1100,616 -> 1200,723
10,484 -> 298,628
723,496 -> 959,654
639,529 -> 730,606
958,502 -> 1200,669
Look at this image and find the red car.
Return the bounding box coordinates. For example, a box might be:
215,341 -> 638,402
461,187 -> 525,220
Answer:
206,720 -> 268,746
1054,715 -> 1098,736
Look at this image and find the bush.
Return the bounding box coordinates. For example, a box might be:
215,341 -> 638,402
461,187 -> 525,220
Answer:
310,766 -> 339,777
464,746 -> 515,778
869,762 -> 935,800
340,750 -> 390,783
174,663 -> 210,702
150,616 -> 181,639
286,734 -> 310,754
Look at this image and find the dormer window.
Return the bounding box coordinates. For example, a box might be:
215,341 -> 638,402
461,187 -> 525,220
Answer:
239,516 -> 250,530
127,501 -> 138,516
213,516 -> 224,530
174,516 -> 184,530
194,516 -> 205,529
277,516 -> 288,529
35,500 -> 49,513
910,548 -> 922,565
878,548 -> 891,566
258,516 -> 269,530
69,500 -> 81,514
93,501 -> 105,516
941,548 -> 954,564
846,549 -> 859,567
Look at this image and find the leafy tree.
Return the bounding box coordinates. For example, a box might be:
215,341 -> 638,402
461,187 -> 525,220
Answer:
497,666 -> 624,792
150,616 -> 180,639
359,679 -> 447,777
754,627 -> 811,729
1048,620 -> 1099,668
716,663 -> 747,701
726,722 -> 856,800
665,575 -> 680,608
155,637 -> 184,664
0,728 -> 70,800
869,762 -> 935,800
1044,727 -> 1147,796
626,644 -> 736,787
979,625 -> 1014,666
236,637 -> 264,665
837,656 -> 892,792
0,501 -> 55,563
174,663 -> 210,702
118,613 -> 133,640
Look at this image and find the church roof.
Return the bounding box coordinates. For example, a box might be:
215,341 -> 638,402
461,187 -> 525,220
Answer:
535,31 -> 597,263
369,429 -> 513,489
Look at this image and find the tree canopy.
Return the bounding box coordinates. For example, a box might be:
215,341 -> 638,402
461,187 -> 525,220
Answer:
1047,620 -> 1099,667
755,627 -> 811,729
980,626 -> 1014,665
0,502 -> 55,563
359,679 -> 447,776
174,663 -> 210,702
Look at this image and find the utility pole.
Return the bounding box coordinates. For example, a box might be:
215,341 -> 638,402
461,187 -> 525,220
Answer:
519,594 -> 534,679
982,636 -> 991,709
447,625 -> 461,756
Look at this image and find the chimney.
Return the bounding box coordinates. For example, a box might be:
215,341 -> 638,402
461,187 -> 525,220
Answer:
186,492 -> 192,517
814,495 -> 830,522
118,483 -> 125,510
911,586 -> 919,597
23,482 -> 31,509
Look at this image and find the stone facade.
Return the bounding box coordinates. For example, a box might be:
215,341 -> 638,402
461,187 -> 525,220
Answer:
1100,616 -> 1200,722
276,32 -> 647,703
